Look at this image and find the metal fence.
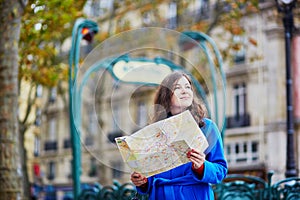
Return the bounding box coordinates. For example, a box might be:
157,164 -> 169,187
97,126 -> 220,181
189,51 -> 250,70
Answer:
40,172 -> 299,200
213,172 -> 300,200
75,172 -> 300,200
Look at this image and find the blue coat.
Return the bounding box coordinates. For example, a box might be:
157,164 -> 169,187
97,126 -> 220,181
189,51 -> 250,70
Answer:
136,118 -> 228,200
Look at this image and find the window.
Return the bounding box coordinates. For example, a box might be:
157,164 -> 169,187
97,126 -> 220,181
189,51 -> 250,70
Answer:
233,83 -> 246,118
45,117 -> 58,151
34,136 -> 40,157
195,0 -> 210,20
113,78 -> 120,90
47,161 -> 56,180
251,141 -> 259,161
34,109 -> 42,126
137,101 -> 147,128
85,135 -> 94,146
99,0 -> 113,16
142,12 -> 152,25
49,87 -> 57,103
107,105 -> 123,143
88,107 -> 97,135
226,82 -> 250,128
89,157 -> 97,177
48,117 -> 57,141
67,160 -> 72,179
233,35 -> 246,63
167,1 -> 177,29
63,138 -> 71,148
36,84 -> 43,97
111,161 -> 123,179
83,0 -> 113,18
225,140 -> 259,165
112,105 -> 120,131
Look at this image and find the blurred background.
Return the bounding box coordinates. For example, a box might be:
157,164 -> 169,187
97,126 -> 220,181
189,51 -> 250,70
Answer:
0,0 -> 300,199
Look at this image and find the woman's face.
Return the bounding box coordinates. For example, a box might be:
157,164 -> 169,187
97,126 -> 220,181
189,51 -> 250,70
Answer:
170,76 -> 193,115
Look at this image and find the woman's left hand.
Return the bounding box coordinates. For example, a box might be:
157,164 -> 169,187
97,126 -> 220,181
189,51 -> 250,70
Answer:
131,172 -> 148,187
187,149 -> 205,169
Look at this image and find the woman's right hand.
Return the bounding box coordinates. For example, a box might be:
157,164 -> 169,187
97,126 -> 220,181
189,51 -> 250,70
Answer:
130,172 -> 148,187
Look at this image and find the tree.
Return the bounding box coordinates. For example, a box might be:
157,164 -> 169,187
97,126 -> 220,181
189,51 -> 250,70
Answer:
18,0 -> 86,198
103,0 -> 295,70
0,0 -> 27,199
94,0 -> 260,63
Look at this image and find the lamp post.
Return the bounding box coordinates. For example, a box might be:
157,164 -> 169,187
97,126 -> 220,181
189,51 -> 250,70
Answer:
179,31 -> 226,142
275,0 -> 297,178
69,18 -> 98,199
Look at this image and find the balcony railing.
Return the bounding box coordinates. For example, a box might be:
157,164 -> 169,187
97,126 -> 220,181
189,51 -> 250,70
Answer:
63,139 -> 71,149
226,113 -> 250,129
47,174 -> 55,181
234,54 -> 246,64
44,141 -> 57,151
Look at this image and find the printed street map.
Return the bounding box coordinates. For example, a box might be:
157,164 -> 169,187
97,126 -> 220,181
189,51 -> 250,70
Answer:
115,110 -> 209,177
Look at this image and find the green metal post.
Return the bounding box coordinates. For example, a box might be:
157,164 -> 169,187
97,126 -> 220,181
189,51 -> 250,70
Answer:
181,31 -> 226,142
68,18 -> 98,199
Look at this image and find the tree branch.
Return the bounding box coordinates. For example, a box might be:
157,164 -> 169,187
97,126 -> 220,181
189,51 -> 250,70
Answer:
207,0 -> 224,35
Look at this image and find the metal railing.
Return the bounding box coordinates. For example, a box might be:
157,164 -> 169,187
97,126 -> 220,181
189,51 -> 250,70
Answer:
78,180 -> 148,200
74,172 -> 300,200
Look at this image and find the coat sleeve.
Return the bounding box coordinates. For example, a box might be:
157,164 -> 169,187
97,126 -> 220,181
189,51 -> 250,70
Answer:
193,119 -> 228,184
136,176 -> 154,194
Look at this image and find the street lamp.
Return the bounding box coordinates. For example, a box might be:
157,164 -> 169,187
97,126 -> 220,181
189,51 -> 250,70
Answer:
179,31 -> 226,142
275,0 -> 297,177
68,18 -> 98,199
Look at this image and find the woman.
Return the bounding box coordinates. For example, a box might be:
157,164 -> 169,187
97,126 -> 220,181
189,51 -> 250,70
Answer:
130,71 -> 227,200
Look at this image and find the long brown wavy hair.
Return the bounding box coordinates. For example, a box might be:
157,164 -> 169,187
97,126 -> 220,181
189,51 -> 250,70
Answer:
152,71 -> 206,127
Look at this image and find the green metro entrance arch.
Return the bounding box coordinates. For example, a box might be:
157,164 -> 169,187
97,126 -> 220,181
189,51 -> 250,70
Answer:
69,19 -> 226,199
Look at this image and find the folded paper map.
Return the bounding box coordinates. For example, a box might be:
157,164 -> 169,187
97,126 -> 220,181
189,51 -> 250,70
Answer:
115,110 -> 209,177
